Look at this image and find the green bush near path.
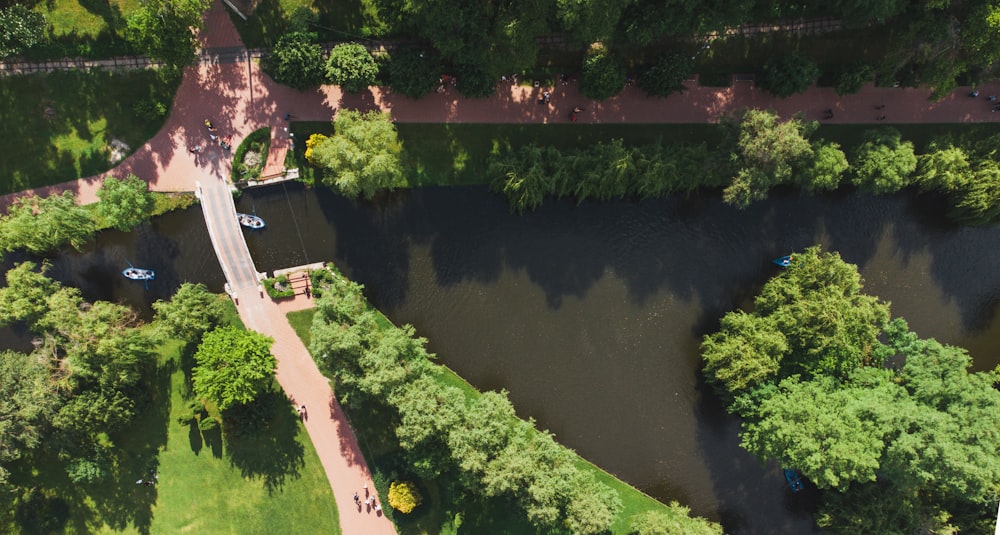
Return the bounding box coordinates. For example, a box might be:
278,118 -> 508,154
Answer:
0,69 -> 179,195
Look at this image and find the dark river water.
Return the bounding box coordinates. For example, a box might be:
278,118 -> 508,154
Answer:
7,183 -> 1000,534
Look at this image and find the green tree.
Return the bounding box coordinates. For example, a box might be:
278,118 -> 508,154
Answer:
375,0 -> 547,76
555,0 -> 630,45
126,0 -> 210,68
306,110 -> 406,199
0,192 -> 95,256
834,62 -> 874,96
701,311 -> 786,402
798,140 -> 848,193
629,507 -> 723,535
0,261 -> 57,328
914,144 -> 972,193
386,48 -> 442,99
152,282 -> 225,340
580,44 -> 626,100
192,326 -> 276,410
325,43 -> 379,93
96,175 -> 154,231
740,372 -> 903,490
0,5 -> 46,59
758,53 -> 819,98
263,32 -> 326,90
723,109 -> 814,208
851,128 -> 917,194
0,351 -> 58,489
638,53 -> 694,97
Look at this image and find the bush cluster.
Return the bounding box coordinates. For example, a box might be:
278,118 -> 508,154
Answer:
387,481 -> 422,514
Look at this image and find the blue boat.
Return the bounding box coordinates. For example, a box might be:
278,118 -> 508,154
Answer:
773,255 -> 792,267
784,468 -> 804,492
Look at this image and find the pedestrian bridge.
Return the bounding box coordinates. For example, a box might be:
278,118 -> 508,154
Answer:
195,178 -> 265,299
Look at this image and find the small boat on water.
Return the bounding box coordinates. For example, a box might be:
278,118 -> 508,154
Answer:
784,468 -> 804,492
237,213 -> 265,230
773,255 -> 792,267
122,267 -> 155,281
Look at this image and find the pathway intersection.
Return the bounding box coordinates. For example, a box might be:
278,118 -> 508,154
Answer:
4,2 -> 1000,533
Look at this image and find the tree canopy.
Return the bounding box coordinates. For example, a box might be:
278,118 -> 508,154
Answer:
192,326 -> 276,411
263,32 -> 326,90
96,175 -> 154,231
126,0 -> 210,68
0,191 -> 95,257
325,43 -> 379,93
702,246 -> 1000,533
0,262 -> 157,490
0,5 -> 46,59
152,282 -> 226,340
305,110 -> 406,199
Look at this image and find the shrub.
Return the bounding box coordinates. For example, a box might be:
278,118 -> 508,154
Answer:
455,63 -> 496,98
133,99 -> 167,121
836,62 -> 874,96
758,53 -> 820,98
263,274 -> 295,299
263,32 -> 325,90
580,44 -> 625,100
231,127 -> 271,182
638,53 -> 694,97
309,267 -> 337,298
326,42 -> 379,93
388,481 -> 422,514
386,47 -> 442,99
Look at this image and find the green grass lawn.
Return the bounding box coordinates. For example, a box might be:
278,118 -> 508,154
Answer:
0,69 -> 177,195
287,307 -> 716,534
28,0 -> 139,59
148,341 -> 339,534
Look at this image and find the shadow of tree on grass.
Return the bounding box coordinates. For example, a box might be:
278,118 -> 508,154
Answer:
222,388 -> 305,493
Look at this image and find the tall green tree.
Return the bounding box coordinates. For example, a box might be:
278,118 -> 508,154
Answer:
126,0 -> 210,68
0,5 -> 46,59
0,192 -> 95,256
0,262 -> 57,329
851,128 -> 917,194
192,326 -> 276,410
263,32 -> 325,90
0,351 -> 58,490
152,282 -> 225,340
325,43 -> 379,93
758,54 -> 819,98
96,175 -> 154,231
723,110 -> 814,208
306,110 -> 406,200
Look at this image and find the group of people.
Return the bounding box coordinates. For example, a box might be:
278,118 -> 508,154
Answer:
353,484 -> 382,513
969,90 -> 1000,112
198,119 -> 232,151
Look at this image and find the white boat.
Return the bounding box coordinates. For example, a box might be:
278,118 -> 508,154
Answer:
237,213 -> 266,229
122,267 -> 155,281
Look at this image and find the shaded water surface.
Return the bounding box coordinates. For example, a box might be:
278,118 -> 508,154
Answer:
9,184 -> 1000,534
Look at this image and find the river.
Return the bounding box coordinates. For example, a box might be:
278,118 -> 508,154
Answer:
10,183 -> 1000,534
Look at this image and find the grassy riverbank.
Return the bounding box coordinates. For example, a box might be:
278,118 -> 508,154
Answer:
287,304 -> 719,534
289,121 -> 1000,190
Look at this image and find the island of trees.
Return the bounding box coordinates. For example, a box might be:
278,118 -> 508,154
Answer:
701,246 -> 1000,533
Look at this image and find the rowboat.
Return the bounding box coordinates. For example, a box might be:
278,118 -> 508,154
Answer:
237,213 -> 265,230
784,468 -> 804,492
773,255 -> 792,267
122,267 -> 155,281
